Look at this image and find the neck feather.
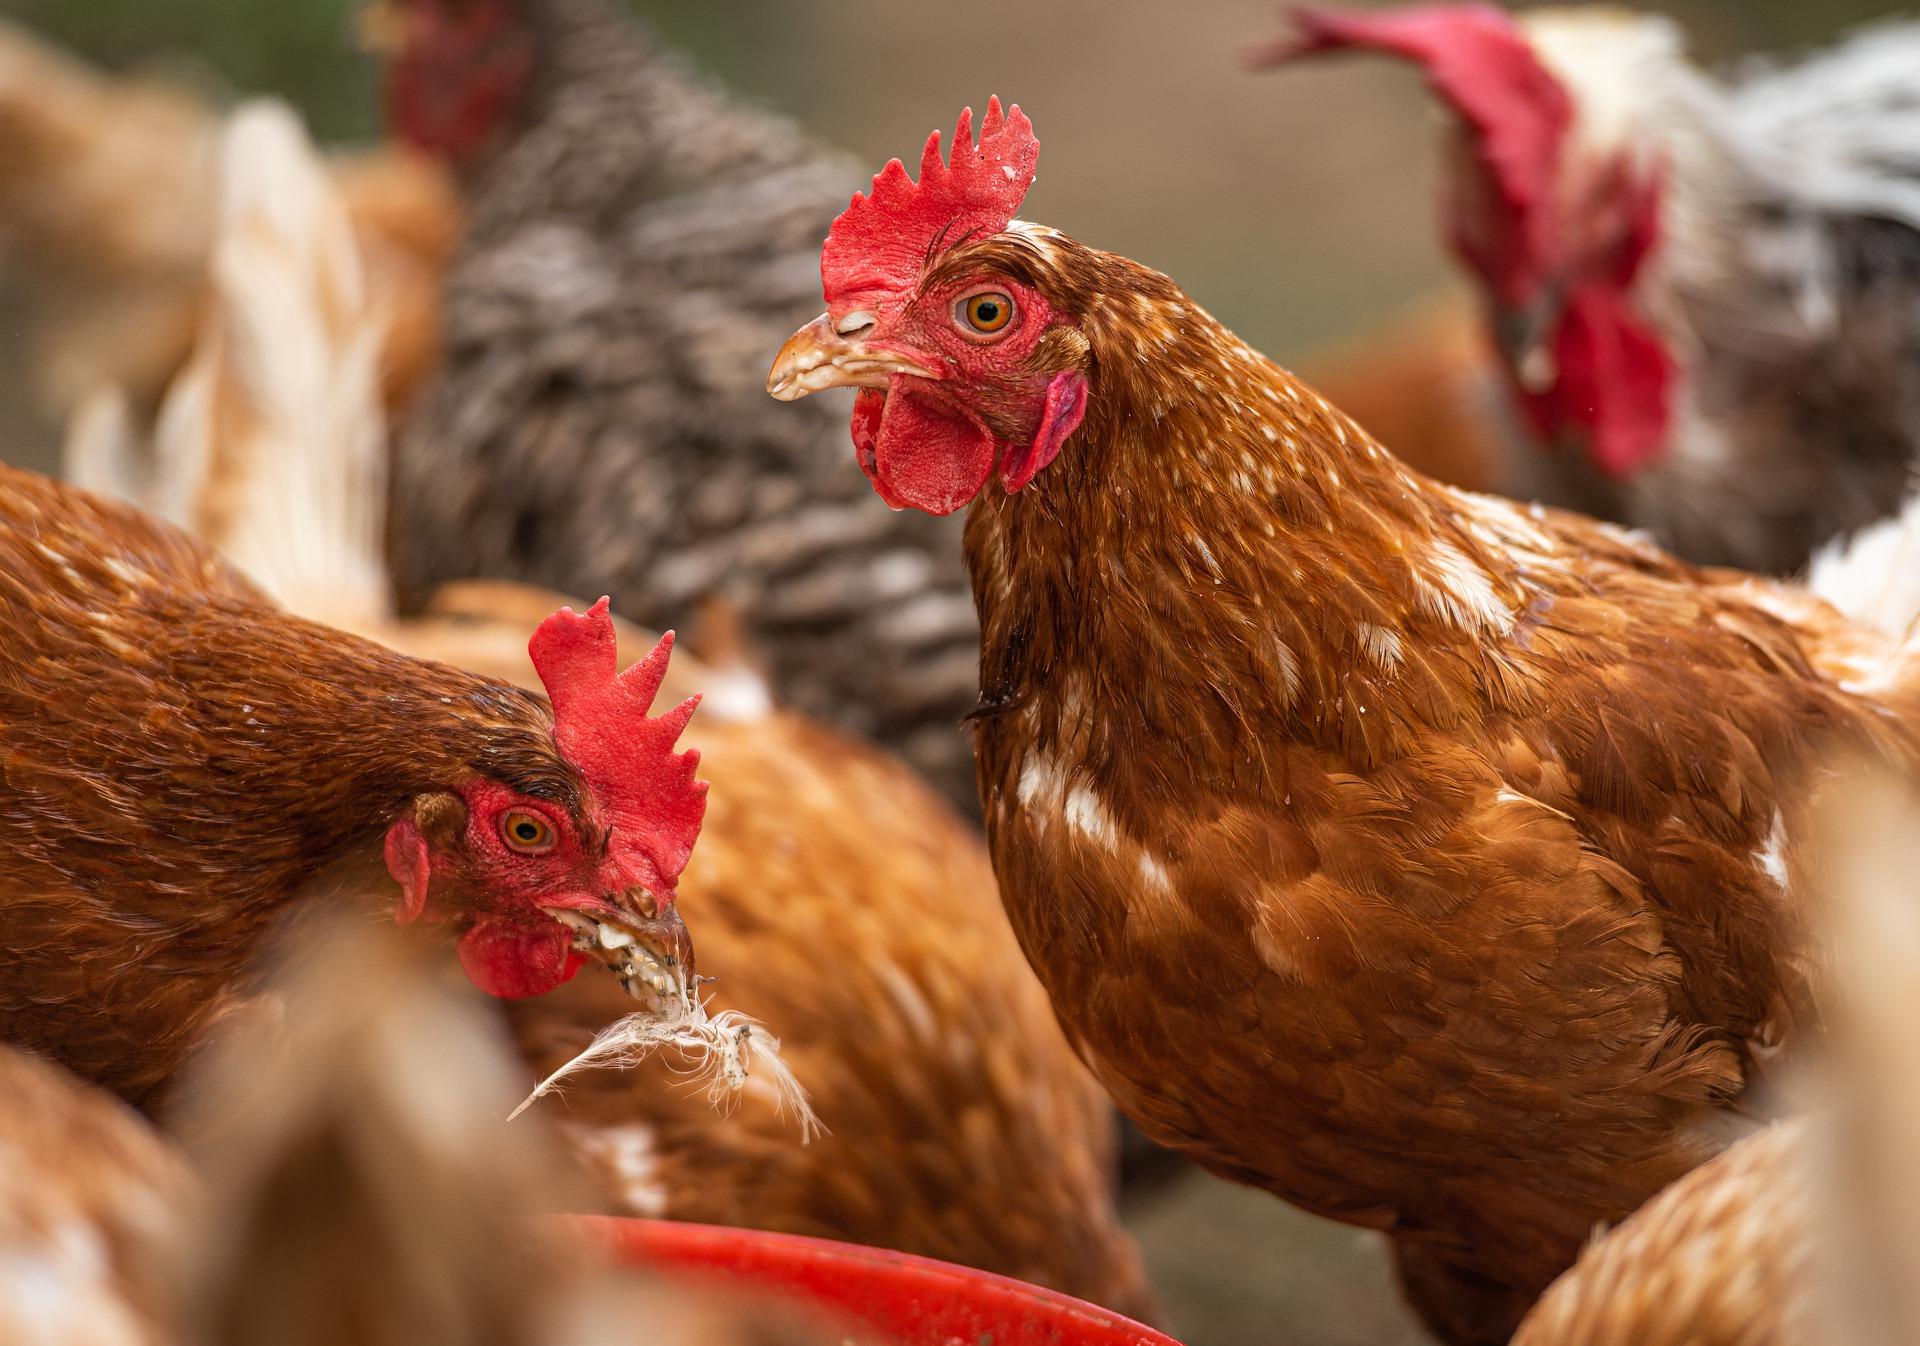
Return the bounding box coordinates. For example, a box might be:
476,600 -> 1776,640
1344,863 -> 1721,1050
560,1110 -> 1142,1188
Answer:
965,246 -> 1551,774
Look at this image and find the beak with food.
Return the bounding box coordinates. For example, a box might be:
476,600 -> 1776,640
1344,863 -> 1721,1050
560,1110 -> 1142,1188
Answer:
547,895 -> 697,1015
767,313 -> 940,402
384,600 -> 710,1008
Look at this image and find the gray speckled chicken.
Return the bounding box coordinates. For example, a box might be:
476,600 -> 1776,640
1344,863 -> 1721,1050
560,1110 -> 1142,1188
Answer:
381,0 -> 981,812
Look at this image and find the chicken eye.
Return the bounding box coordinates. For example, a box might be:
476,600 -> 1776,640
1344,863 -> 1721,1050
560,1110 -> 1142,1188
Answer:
501,810 -> 556,854
958,291 -> 1015,335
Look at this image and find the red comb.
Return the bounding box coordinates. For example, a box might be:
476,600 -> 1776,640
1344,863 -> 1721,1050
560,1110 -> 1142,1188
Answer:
529,599 -> 707,892
822,97 -> 1039,305
1254,5 -> 1570,301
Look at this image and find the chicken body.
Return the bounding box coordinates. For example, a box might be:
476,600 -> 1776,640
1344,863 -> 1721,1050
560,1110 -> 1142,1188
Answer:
771,117 -> 1920,1339
1269,8 -> 1920,575
962,253 -> 1901,1338
386,0 -> 982,813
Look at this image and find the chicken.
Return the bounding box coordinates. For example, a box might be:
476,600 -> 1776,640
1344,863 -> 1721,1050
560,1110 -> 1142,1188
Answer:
64,94 -> 1153,1317
1258,6 -> 1920,576
0,15 -> 457,435
767,99 -> 1920,1344
0,460 -> 709,1108
0,1045 -> 193,1346
376,0 -> 984,815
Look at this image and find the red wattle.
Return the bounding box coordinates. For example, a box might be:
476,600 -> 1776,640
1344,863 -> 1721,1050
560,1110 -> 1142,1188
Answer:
457,917 -> 586,999
1537,282 -> 1673,478
851,389 -> 890,500
866,381 -> 999,515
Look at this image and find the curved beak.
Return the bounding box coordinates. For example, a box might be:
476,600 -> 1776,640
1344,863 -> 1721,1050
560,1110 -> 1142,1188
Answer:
767,313 -> 938,402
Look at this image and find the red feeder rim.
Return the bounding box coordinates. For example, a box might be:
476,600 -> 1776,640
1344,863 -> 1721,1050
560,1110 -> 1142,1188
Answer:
578,1216 -> 1185,1346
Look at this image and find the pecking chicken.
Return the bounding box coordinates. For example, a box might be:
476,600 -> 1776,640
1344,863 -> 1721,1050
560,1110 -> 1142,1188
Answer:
768,99 -> 1920,1344
59,93 -> 1154,1319
0,460 -> 710,1109
376,0 -> 984,815
0,1044 -> 193,1346
1257,6 -> 1920,576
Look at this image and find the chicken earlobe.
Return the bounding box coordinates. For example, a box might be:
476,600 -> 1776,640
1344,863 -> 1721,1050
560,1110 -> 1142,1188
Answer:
382,792 -> 466,924
1000,370 -> 1089,493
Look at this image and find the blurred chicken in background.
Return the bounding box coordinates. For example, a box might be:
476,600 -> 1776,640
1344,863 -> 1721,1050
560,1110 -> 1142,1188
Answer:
181,908 -> 839,1346
373,0 -> 986,817
0,15 -> 457,447
67,91 -> 1152,1318
1261,5 -> 1920,576
1507,772 -> 1920,1346
0,1046 -> 192,1346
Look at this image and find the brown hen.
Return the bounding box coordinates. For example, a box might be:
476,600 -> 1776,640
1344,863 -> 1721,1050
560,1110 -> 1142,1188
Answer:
769,100 -> 1920,1343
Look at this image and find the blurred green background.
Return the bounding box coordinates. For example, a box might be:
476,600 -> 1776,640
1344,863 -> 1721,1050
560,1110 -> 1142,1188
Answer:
0,1 -> 1905,1342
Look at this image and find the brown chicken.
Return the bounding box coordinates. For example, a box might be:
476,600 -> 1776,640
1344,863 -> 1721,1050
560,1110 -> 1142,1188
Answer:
0,1045 -> 193,1346
0,462 -> 709,1108
58,99 -> 1153,1319
769,100 -> 1920,1343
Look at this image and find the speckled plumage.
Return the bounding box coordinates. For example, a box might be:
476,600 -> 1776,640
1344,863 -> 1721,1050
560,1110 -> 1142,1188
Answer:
0,463 -> 588,1106
783,201 -> 1920,1341
388,0 -> 982,812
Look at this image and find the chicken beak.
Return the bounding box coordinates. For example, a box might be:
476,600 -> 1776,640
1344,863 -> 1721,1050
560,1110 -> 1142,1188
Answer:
549,897 -> 697,1014
767,313 -> 938,401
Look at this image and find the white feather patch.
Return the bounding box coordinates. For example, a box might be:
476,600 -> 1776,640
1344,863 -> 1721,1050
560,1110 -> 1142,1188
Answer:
512,997 -> 819,1141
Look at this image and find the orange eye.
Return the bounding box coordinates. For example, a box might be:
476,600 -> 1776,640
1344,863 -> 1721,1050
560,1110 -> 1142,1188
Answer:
959,291 -> 1015,335
501,810 -> 556,854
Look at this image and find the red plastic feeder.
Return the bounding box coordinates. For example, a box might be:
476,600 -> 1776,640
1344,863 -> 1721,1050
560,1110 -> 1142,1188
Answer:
583,1216 -> 1185,1346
